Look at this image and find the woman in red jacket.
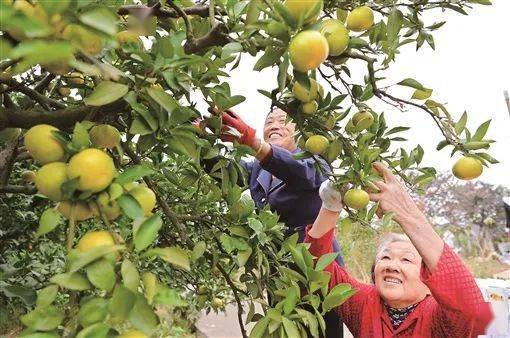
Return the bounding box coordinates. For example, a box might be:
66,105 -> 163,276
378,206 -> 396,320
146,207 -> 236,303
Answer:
306,162 -> 493,337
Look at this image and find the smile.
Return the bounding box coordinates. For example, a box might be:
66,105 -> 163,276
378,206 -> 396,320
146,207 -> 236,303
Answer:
268,132 -> 282,139
383,277 -> 402,284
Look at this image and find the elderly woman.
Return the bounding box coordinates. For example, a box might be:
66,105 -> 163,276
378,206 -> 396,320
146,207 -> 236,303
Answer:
306,162 -> 493,337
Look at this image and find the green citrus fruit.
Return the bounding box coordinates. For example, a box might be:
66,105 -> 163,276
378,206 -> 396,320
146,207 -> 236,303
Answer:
305,135 -> 329,155
452,157 -> 483,180
346,6 -> 374,32
116,30 -> 142,47
118,330 -> 148,338
67,148 -> 116,193
96,192 -> 121,220
302,101 -> 318,115
266,21 -> 289,40
292,78 -> 319,102
289,30 -> 329,73
21,170 -> 36,183
212,297 -> 224,309
283,0 -> 323,24
344,188 -> 370,210
25,124 -> 65,164
35,162 -> 68,201
58,87 -> 71,96
130,186 -> 157,216
320,19 -> 350,56
89,124 -> 121,149
351,111 -> 374,131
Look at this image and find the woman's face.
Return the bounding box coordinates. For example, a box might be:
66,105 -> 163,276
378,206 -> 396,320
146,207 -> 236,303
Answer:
263,109 -> 296,151
374,241 -> 429,308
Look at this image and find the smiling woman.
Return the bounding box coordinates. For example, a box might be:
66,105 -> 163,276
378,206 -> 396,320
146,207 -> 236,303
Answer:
307,163 -> 494,337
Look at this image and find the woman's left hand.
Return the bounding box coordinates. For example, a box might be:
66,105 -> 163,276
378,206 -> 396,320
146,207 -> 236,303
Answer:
369,162 -> 427,227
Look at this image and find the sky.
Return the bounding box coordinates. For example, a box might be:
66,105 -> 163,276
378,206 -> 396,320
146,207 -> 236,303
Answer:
195,0 -> 510,188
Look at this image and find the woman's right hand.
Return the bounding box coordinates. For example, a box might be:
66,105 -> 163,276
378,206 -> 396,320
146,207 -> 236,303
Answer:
319,179 -> 344,212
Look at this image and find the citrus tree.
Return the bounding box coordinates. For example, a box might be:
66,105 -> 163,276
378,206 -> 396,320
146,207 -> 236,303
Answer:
0,0 -> 497,337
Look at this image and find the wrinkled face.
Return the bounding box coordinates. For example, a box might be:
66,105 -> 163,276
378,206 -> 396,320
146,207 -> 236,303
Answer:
263,108 -> 297,151
374,241 -> 429,308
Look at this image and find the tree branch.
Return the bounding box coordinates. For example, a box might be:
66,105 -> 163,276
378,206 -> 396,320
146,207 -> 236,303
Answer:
0,139 -> 19,186
183,22 -> 230,54
0,184 -> 37,194
117,4 -> 210,19
33,73 -> 56,93
166,0 -> 194,42
0,100 -> 128,131
0,78 -> 65,110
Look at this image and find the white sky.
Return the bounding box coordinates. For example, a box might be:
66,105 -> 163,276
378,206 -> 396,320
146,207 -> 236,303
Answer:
196,1 -> 510,188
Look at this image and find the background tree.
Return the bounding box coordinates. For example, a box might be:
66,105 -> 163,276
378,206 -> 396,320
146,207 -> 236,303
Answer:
0,0 -> 497,337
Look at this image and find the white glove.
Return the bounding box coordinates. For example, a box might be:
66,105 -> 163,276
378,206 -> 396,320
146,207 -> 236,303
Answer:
319,180 -> 343,212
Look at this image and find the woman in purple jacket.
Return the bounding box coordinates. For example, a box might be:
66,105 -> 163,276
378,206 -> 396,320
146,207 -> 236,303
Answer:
217,106 -> 344,338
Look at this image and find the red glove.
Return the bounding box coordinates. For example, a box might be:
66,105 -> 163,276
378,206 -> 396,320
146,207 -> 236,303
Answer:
217,109 -> 256,147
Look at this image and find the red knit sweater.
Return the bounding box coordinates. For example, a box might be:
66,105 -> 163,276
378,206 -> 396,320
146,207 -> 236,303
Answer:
304,228 -> 494,338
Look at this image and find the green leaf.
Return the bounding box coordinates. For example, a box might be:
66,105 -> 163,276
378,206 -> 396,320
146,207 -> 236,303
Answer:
50,272 -> 91,291
146,85 -> 178,120
128,295 -> 158,336
86,259 -> 116,291
109,284 -> 135,320
386,9 -> 403,41
11,41 -> 73,71
295,309 -> 319,338
67,245 -> 124,272
253,46 -> 285,71
454,111 -> 468,134
143,246 -> 190,271
79,7 -> 118,35
76,323 -> 111,338
191,241 -> 206,261
283,285 -> 299,316
121,259 -> 140,293
322,283 -> 356,313
72,122 -> 90,150
246,0 -> 263,24
476,152 -> 498,164
436,139 -> 449,151
249,317 -> 270,338
278,54 -> 290,92
0,284 -> 36,306
39,0 -> 70,15
118,194 -> 144,220
397,78 -> 425,90
21,306 -> 64,331
36,209 -> 63,237
84,81 -> 129,106
411,88 -> 433,100
289,246 -> 307,277
153,287 -> 188,307
282,316 -> 300,338
115,164 -> 154,185
78,298 -> 109,327
472,119 -> 491,141
36,285 -> 58,308
237,247 -> 252,267
221,42 -> 243,59
463,141 -> 490,150
134,215 -> 163,252
315,252 -> 338,271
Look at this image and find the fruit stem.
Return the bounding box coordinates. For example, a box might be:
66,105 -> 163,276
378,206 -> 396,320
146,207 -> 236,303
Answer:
95,201 -> 120,245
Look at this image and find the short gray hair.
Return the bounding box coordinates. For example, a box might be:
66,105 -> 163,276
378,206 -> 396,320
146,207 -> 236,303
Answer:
375,232 -> 411,259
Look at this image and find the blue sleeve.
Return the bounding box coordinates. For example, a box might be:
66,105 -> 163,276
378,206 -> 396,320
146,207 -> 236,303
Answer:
260,145 -> 330,189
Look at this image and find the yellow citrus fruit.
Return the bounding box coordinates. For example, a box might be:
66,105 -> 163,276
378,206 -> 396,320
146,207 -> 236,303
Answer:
57,201 -> 95,221
452,157 -> 483,180
25,124 -> 66,164
351,111 -> 374,131
130,186 -> 156,216
346,6 -> 374,32
289,30 -> 329,73
116,30 -> 142,47
8,0 -> 48,40
76,230 -> 115,252
89,124 -> 121,149
212,297 -> 224,309
302,101 -> 318,115
58,87 -> 71,96
305,135 -> 329,155
62,24 -> 104,55
283,0 -> 322,24
320,19 -> 350,56
67,148 -> 116,193
35,162 -> 68,201
21,170 -> 36,183
118,329 -> 148,338
292,79 -> 319,103
66,72 -> 84,85
344,188 -> 369,210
